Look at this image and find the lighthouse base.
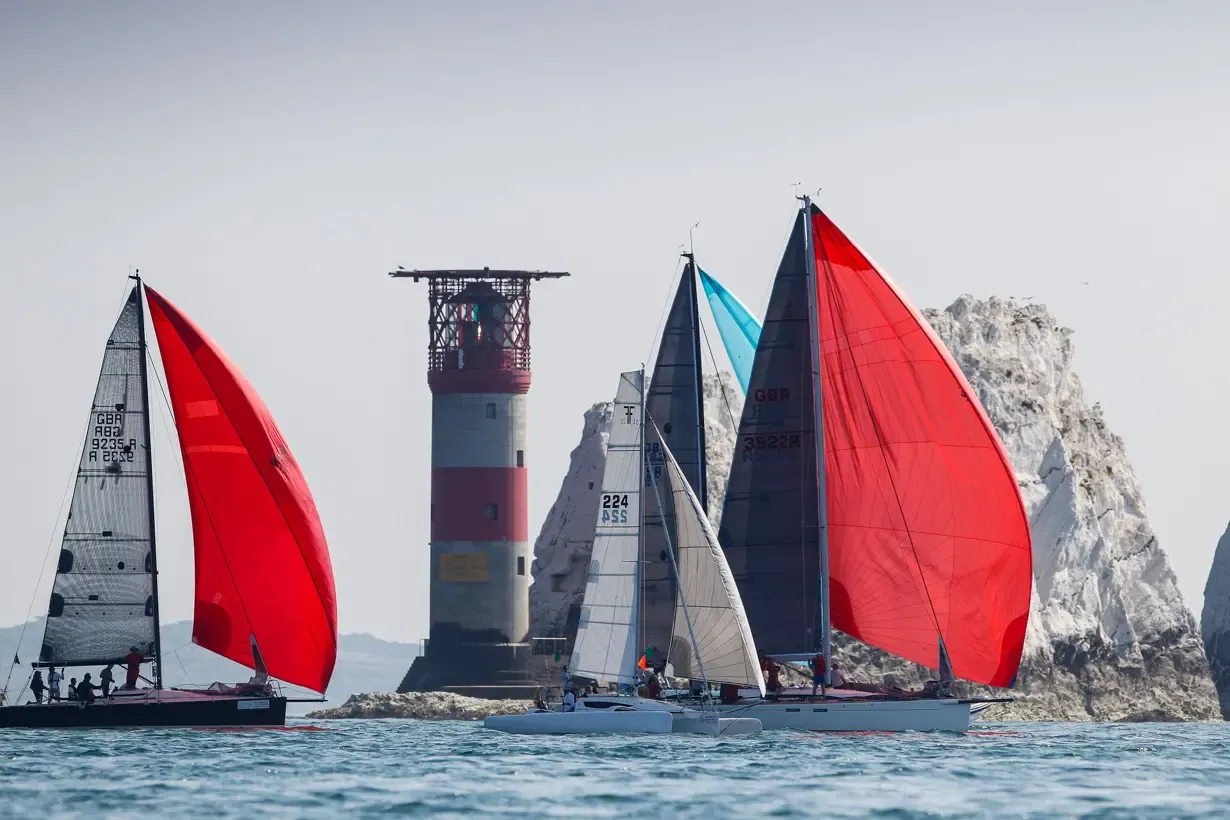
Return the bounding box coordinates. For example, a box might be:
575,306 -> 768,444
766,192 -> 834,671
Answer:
397,639 -> 538,701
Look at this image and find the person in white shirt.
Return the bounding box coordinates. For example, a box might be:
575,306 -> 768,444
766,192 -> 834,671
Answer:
562,689 -> 577,713
831,662 -> 847,688
48,668 -> 63,702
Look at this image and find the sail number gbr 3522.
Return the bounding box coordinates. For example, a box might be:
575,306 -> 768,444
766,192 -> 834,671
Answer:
89,411 -> 136,464
600,493 -> 630,524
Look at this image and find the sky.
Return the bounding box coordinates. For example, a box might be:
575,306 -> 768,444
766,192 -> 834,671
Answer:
2,1 -> 1228,642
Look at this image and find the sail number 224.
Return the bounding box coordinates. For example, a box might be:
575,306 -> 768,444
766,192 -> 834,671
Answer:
600,493 -> 630,524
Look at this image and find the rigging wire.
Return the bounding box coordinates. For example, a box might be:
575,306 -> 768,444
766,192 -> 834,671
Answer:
643,255 -> 687,369
2,279 -> 137,704
160,642 -> 197,686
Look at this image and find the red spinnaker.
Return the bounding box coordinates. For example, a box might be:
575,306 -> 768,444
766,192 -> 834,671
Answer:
811,210 -> 1032,687
146,288 -> 337,693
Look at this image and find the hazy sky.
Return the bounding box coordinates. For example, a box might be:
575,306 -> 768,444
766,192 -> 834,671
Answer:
2,2 -> 1228,643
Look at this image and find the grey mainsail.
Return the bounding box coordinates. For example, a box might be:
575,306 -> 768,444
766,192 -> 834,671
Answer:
38,288 -> 158,667
641,261 -> 706,664
715,211 -> 821,655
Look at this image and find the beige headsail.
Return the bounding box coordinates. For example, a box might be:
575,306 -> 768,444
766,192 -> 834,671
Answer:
650,422 -> 765,695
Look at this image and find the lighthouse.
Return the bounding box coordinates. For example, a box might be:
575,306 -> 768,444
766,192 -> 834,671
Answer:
391,268 -> 568,698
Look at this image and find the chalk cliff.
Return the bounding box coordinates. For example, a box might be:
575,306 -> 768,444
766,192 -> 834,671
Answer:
530,297 -> 1219,720
1201,523 -> 1230,719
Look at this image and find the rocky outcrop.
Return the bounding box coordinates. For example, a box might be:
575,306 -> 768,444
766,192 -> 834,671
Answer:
530,297 -> 1218,721
529,402 -> 612,639
306,691 -> 531,720
923,297 -> 1217,721
1201,523 -> 1230,719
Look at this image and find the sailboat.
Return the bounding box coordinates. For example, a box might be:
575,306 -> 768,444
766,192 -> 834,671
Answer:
484,370 -> 764,735
0,277 -> 337,728
708,199 -> 1033,731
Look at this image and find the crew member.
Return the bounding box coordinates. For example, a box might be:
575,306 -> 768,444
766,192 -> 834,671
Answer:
76,673 -> 99,704
30,670 -> 46,704
811,654 -> 827,696
48,667 -> 62,701
123,647 -> 144,690
562,689 -> 577,713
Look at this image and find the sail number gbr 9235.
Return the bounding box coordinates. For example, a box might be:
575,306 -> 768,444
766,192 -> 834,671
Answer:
600,493 -> 630,524
89,411 -> 136,464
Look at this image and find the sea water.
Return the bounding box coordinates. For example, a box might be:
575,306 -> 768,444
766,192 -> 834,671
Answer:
2,719 -> 1228,818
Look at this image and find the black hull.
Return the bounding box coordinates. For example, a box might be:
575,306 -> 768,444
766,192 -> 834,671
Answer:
0,695 -> 287,729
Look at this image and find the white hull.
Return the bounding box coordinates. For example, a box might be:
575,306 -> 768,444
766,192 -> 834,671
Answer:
484,709 -> 673,735
483,695 -> 761,736
672,714 -> 762,735
713,696 -> 972,732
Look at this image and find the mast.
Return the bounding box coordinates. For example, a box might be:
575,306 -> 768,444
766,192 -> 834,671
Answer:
801,197 -> 831,685
683,244 -> 709,513
132,273 -> 163,690
635,366 -> 646,679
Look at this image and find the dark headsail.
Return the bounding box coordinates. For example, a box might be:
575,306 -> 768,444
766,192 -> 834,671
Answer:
641,261 -> 707,661
716,212 -> 821,655
39,288 -> 159,668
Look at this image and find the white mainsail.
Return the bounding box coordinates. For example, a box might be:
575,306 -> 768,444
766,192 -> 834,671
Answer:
650,423 -> 765,695
569,370 -> 644,685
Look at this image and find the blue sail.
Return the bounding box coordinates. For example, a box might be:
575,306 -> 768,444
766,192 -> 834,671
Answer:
697,267 -> 762,393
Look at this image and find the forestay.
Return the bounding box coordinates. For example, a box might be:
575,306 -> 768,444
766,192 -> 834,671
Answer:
39,288 -> 158,666
569,370 -> 644,686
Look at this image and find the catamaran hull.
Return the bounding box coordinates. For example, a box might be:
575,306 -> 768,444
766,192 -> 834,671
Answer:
671,714 -> 762,735
484,710 -> 674,735
0,695 -> 287,729
712,697 -> 972,732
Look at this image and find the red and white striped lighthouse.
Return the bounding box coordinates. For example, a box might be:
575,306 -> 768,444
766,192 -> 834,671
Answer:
392,268 -> 568,697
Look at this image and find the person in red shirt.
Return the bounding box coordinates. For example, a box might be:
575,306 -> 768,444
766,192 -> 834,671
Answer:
123,647 -> 144,690
811,654 -> 827,697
